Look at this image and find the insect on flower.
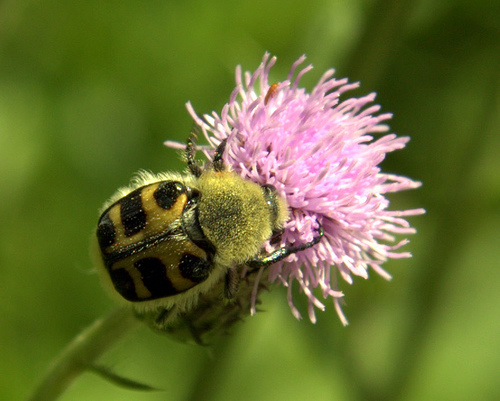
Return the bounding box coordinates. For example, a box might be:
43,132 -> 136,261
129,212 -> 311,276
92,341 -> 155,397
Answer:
264,82 -> 279,104
93,53 -> 424,342
174,53 -> 425,325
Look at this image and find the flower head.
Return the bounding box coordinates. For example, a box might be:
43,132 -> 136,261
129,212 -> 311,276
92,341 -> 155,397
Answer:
166,53 -> 424,325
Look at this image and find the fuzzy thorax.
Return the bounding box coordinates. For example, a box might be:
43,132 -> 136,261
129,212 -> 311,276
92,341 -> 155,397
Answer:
196,170 -> 288,267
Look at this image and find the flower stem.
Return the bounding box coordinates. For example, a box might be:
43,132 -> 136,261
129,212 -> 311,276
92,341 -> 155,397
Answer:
28,307 -> 139,401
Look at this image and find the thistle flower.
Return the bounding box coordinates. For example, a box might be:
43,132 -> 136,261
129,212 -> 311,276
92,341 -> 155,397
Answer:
167,53 -> 424,325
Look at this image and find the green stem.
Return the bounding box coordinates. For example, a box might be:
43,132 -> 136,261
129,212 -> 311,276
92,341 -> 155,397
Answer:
27,307 -> 139,401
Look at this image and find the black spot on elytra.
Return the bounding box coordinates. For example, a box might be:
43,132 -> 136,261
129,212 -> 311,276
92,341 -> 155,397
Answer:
120,188 -> 146,237
134,257 -> 178,298
179,254 -> 211,283
154,181 -> 184,209
96,212 -> 116,249
110,268 -> 138,301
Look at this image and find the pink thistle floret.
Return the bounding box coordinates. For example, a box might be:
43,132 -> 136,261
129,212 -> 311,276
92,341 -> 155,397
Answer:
166,53 -> 424,325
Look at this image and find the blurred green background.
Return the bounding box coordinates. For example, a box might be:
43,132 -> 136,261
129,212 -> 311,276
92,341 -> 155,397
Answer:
1,0 -> 499,400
